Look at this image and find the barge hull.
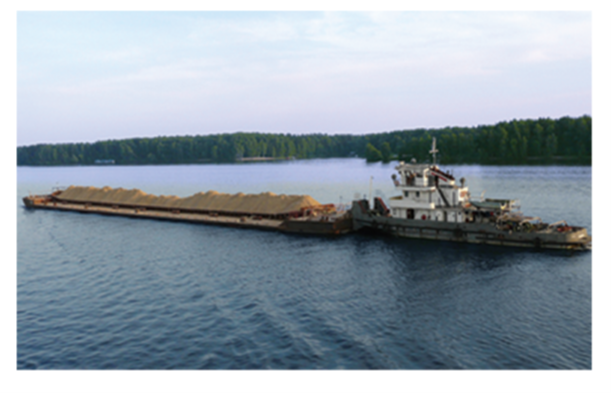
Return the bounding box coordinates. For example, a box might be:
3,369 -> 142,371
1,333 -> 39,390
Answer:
280,214 -> 353,235
22,196 -> 353,236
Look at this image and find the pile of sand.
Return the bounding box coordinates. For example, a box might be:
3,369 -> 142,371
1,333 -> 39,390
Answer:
56,186 -> 321,215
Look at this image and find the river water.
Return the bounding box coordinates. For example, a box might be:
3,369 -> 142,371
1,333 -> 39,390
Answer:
17,159 -> 591,370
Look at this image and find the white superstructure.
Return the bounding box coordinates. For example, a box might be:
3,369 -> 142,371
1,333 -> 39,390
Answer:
388,138 -> 470,223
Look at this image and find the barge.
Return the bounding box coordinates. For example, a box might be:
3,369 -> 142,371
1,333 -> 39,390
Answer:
351,138 -> 592,250
22,186 -> 353,236
22,141 -> 591,250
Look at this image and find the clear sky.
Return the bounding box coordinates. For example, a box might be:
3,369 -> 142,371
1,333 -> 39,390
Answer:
17,11 -> 591,146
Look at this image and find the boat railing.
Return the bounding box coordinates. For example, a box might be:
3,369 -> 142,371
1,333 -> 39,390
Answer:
549,220 -> 568,227
519,217 -> 541,225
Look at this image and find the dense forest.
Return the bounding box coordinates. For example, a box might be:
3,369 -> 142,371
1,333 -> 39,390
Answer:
17,115 -> 591,166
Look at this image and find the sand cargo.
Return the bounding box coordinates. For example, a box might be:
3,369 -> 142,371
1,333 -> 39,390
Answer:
23,186 -> 353,235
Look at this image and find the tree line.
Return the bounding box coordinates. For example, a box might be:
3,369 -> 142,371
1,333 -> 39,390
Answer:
17,115 -> 591,166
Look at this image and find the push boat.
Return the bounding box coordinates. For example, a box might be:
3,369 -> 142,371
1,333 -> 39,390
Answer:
351,138 -> 592,250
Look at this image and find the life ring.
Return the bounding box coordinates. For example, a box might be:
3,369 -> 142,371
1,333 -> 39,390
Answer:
421,214 -> 426,220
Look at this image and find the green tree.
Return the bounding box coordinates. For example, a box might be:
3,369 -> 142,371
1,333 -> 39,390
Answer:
16,115 -> 592,166
365,143 -> 383,162
380,142 -> 392,162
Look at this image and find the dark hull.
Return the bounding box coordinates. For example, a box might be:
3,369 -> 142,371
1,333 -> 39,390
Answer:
352,202 -> 591,251
279,214 -> 353,235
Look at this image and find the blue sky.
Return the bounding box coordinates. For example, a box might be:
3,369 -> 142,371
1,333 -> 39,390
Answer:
17,11 -> 592,146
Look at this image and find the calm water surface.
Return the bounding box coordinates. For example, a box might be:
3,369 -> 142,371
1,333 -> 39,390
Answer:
17,159 -> 591,369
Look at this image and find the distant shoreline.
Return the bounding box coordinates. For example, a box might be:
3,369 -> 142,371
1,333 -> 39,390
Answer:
17,115 -> 592,167
16,156 -> 592,168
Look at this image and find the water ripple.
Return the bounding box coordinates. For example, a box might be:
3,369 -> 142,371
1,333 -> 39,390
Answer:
17,163 -> 591,369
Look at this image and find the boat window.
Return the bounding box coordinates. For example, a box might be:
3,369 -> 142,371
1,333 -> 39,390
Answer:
416,191 -> 420,198
404,191 -> 409,197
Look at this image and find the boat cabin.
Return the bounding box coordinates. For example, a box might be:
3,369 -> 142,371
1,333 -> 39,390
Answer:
388,157 -> 471,222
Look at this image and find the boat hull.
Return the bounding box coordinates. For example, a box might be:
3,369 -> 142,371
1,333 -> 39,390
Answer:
352,201 -> 591,250
279,213 -> 353,235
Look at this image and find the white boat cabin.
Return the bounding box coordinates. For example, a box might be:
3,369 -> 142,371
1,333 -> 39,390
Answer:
385,138 -> 518,223
388,158 -> 470,223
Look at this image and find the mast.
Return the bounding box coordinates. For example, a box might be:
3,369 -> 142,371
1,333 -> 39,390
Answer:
369,176 -> 373,207
429,137 -> 438,165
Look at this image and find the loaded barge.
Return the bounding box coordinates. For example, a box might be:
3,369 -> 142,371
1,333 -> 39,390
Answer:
23,140 -> 591,250
22,186 -> 353,235
352,138 -> 591,250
